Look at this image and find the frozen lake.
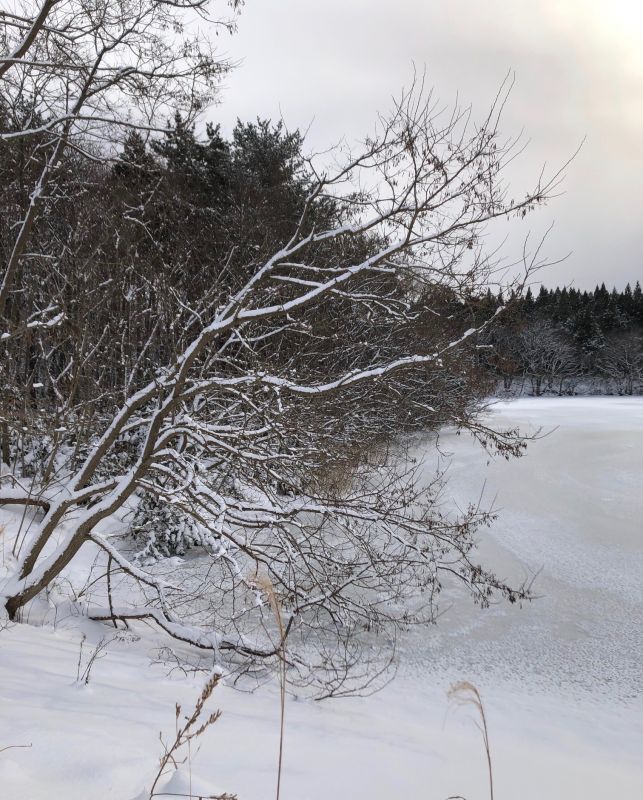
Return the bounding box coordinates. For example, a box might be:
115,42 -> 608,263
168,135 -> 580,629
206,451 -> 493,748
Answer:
404,396 -> 643,701
222,397 -> 643,800
1,398 -> 641,799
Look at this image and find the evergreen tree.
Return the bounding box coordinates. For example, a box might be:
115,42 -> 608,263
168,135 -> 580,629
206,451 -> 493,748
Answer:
152,112 -> 230,200
523,287 -> 535,313
113,131 -> 158,184
536,285 -> 550,308
634,281 -> 643,324
572,305 -> 606,367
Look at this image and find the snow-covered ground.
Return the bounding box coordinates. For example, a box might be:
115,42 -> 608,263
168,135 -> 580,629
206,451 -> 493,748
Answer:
1,398 -> 641,799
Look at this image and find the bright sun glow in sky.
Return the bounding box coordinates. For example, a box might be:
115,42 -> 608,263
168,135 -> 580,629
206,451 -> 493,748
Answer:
601,0 -> 643,40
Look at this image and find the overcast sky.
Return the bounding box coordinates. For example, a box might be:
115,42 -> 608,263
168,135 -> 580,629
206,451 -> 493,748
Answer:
212,1 -> 643,290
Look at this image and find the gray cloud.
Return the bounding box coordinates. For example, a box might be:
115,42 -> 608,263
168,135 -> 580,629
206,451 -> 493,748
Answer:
213,0 -> 643,289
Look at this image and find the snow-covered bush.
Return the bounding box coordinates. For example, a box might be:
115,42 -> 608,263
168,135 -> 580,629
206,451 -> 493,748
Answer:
131,493 -> 213,562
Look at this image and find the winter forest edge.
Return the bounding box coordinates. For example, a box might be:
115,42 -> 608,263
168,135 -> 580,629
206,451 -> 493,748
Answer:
0,2 -> 641,798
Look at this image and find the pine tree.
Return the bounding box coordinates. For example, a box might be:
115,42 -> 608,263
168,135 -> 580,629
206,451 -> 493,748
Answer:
152,112 -> 230,200
537,285 -> 550,308
633,281 -> 643,324
572,305 -> 606,367
113,131 -> 158,184
523,287 -> 535,313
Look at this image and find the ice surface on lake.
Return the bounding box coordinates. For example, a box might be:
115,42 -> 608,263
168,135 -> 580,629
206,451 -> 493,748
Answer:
403,397 -> 643,703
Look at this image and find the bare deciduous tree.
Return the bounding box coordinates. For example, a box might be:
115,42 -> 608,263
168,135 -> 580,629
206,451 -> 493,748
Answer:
0,0 -> 239,317
1,10 -> 559,693
518,319 -> 576,396
598,332 -> 643,395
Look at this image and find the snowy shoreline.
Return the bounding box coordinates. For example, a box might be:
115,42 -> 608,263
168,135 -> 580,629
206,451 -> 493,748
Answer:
1,398 -> 641,799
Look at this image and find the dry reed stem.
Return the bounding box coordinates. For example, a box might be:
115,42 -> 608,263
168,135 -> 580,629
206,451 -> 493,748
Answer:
448,681 -> 494,800
249,570 -> 287,800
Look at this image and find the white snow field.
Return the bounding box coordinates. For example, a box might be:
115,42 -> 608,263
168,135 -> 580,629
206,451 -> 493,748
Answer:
1,397 -> 641,799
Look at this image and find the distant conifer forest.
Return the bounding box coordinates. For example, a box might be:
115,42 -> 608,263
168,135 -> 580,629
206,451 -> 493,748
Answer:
475,282 -> 643,395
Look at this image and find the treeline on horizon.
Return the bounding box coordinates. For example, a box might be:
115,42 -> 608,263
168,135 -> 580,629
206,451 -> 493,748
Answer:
475,282 -> 643,395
